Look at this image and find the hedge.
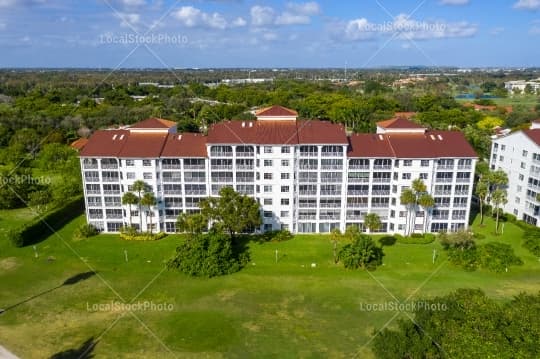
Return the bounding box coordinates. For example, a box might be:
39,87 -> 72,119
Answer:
395,233 -> 436,244
9,195 -> 84,247
120,232 -> 167,241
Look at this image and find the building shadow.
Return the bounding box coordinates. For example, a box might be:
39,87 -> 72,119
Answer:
0,271 -> 96,314
49,337 -> 97,359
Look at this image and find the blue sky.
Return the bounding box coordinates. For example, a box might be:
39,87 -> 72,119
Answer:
0,0 -> 540,68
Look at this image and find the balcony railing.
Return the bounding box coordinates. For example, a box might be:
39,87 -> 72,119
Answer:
299,191 -> 317,196
238,190 -> 255,195
210,152 -> 233,157
321,191 -> 341,196
85,177 -> 100,183
105,202 -> 121,207
211,165 -> 233,171
457,165 -> 472,170
349,165 -> 370,170
185,190 -> 206,195
348,178 -> 370,183
162,164 -> 181,170
299,152 -> 318,157
371,204 -> 390,209
298,215 -> 317,220
236,165 -> 254,170
453,203 -> 468,208
163,177 -> 182,183
437,165 -> 454,170
321,178 -> 342,183
164,190 -> 183,195
184,177 -> 205,183
321,152 -> 342,157
435,202 -> 451,208
236,152 -> 254,157
319,215 -> 341,220
166,215 -> 179,220
106,214 -> 123,219
435,190 -> 452,196
89,214 -> 103,219
299,178 -> 318,183
88,202 -> 102,207
372,190 -> 390,196
299,203 -> 317,208
86,190 -> 101,195
456,178 -> 471,183
320,203 -> 341,208
452,215 -> 467,220
83,163 -> 98,169
455,191 -> 469,196
348,190 -> 369,196
372,178 -> 391,183
299,165 -> 318,170
373,165 -> 391,170
321,165 -> 343,170
347,203 -> 368,208
103,190 -> 121,195
184,165 -> 205,170
436,178 -> 453,183
101,164 -> 118,169
211,178 -> 233,183
432,215 -> 449,220
102,177 -> 119,183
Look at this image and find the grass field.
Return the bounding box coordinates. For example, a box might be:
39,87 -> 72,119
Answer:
0,215 -> 539,358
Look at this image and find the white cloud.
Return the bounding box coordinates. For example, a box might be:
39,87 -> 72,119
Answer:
0,0 -> 45,8
514,0 -> 540,10
275,12 -> 310,25
342,14 -> 477,41
250,5 -> 275,26
120,0 -> 145,7
262,32 -> 278,41
115,12 -> 141,28
439,0 -> 469,5
231,17 -> 247,27
286,1 -> 321,15
173,6 -> 229,30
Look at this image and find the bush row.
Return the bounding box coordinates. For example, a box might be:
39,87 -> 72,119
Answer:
394,233 -> 436,244
9,195 -> 84,247
119,226 -> 167,241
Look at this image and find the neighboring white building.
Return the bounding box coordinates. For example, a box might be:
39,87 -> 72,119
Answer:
490,121 -> 540,226
504,79 -> 540,93
79,107 -> 478,234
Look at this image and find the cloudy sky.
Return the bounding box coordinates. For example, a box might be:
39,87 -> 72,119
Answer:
0,0 -> 539,68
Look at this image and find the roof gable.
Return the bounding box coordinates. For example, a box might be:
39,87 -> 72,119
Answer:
255,105 -> 298,117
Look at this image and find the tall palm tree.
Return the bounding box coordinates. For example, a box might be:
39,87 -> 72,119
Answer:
475,177 -> 489,226
492,189 -> 508,235
131,180 -> 147,232
141,192 -> 157,234
418,193 -> 435,233
121,192 -> 139,227
400,189 -> 416,236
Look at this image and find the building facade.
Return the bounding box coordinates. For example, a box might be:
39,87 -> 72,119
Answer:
490,121 -> 540,226
80,106 -> 477,234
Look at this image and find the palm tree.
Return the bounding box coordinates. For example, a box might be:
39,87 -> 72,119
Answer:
492,189 -> 507,235
121,192 -> 139,227
141,192 -> 157,234
131,180 -> 147,232
418,193 -> 435,234
400,189 -> 416,236
364,213 -> 382,233
330,228 -> 343,264
475,177 -> 489,226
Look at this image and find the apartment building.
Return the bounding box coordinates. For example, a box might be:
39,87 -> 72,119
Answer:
79,106 -> 477,234
489,121 -> 540,226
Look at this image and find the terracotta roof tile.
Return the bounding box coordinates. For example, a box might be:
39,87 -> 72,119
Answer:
79,130 -> 129,157
255,105 -> 298,117
348,134 -> 394,158
524,129 -> 540,146
130,118 -> 177,129
377,117 -> 425,129
162,133 -> 207,157
70,138 -> 89,151
117,132 -> 168,158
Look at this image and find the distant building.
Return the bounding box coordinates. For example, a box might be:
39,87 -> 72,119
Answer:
490,120 -> 540,226
79,106 -> 477,234
504,79 -> 540,93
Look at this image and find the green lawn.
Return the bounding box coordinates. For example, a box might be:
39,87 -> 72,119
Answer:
0,208 -> 36,238
0,215 -> 539,358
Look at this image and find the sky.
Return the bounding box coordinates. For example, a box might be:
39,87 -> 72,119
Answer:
0,0 -> 540,68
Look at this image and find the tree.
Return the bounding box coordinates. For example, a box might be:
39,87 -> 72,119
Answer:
492,189 -> 507,235
200,187 -> 261,239
364,213 -> 382,233
140,192 -> 157,234
418,193 -> 435,233
176,212 -> 207,234
475,177 -> 489,226
121,192 -> 139,227
400,189 -> 416,236
330,228 -> 345,264
131,180 -> 148,231
338,234 -> 384,270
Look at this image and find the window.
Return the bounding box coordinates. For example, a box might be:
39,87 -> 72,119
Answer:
519,174 -> 524,181
264,173 -> 273,180
421,160 -> 429,167
264,224 -> 273,231
402,173 -> 412,180
281,198 -> 289,205
523,150 -> 528,157
281,186 -> 290,193
501,145 -> 506,151
264,185 -> 272,193
264,198 -> 273,205
282,160 -> 290,166
515,197 -> 521,204
280,211 -> 290,217
404,160 -> 412,167
143,172 -> 152,180
281,173 -> 290,180
127,172 -> 135,179
281,146 -> 290,154
499,156 -> 504,162
264,160 -> 273,167
517,185 -> 522,192
420,173 -> 428,180
143,160 -> 152,166
521,162 -> 526,169
264,146 -> 273,154
126,160 -> 134,166
263,211 -> 273,218
399,211 -> 407,218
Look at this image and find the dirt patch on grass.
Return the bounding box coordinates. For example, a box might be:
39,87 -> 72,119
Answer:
0,257 -> 20,272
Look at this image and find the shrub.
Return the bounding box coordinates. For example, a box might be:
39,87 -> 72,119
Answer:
522,228 -> 540,256
478,242 -> 523,272
396,233 -> 435,244
120,226 -> 167,241
338,234 -> 384,270
73,223 -> 99,240
167,230 -> 249,277
9,195 -> 84,247
472,232 -> 486,240
447,246 -> 479,271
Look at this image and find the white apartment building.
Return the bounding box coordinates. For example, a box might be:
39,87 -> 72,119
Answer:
504,79 -> 540,93
490,121 -> 540,226
79,106 -> 477,234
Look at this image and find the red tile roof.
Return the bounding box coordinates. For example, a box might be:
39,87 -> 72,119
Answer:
162,133 -> 207,157
524,129 -> 540,146
70,138 -> 89,151
348,131 -> 477,158
79,130 -> 129,157
207,120 -> 347,145
130,118 -> 177,129
118,133 -> 168,158
376,117 -> 425,129
256,105 -> 298,117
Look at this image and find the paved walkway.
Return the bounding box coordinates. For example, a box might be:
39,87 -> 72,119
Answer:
0,346 -> 19,359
